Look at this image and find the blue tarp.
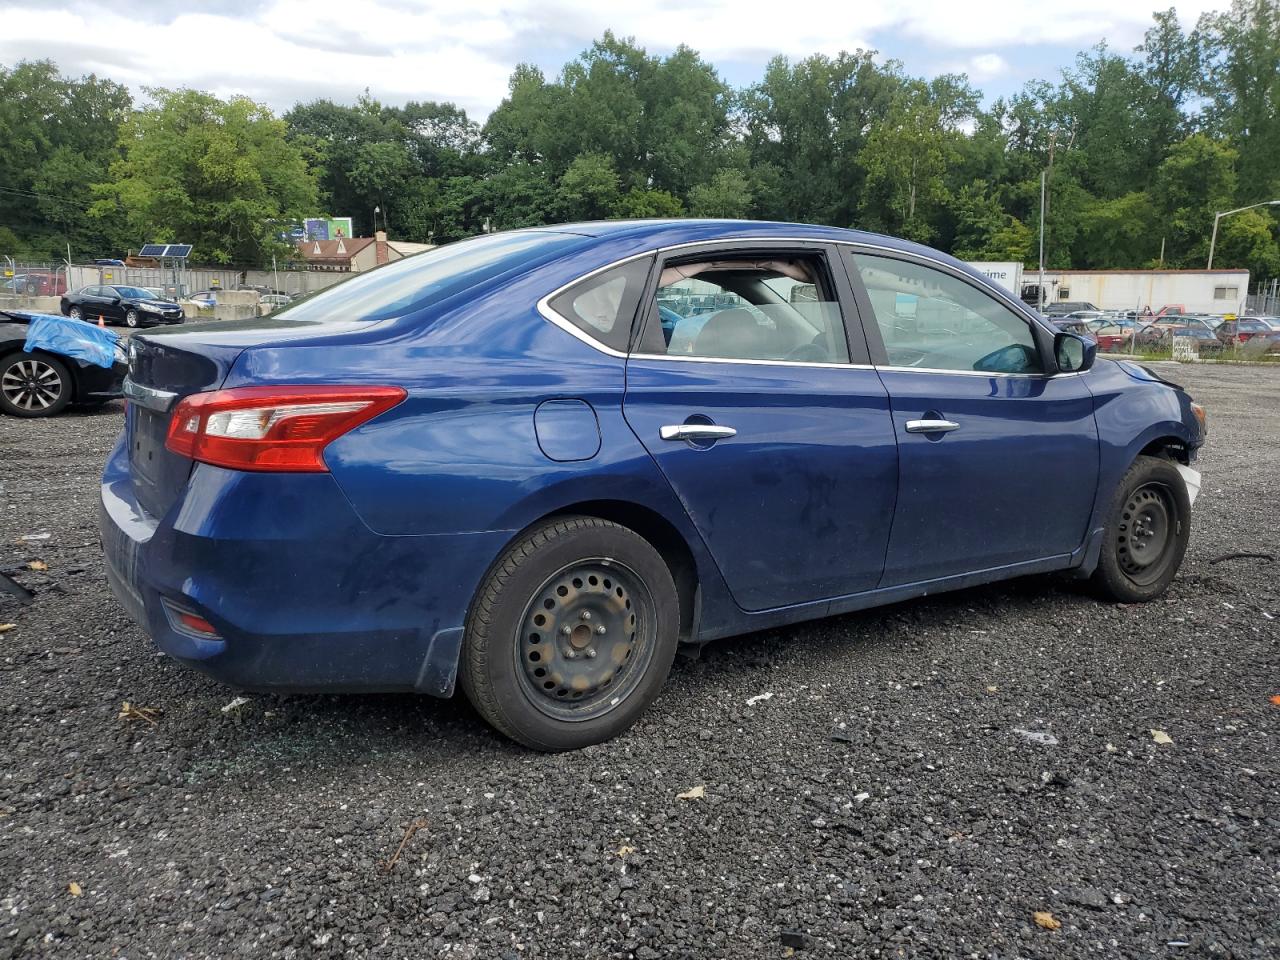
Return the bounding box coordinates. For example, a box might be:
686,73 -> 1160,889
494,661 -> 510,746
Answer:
22,314 -> 120,370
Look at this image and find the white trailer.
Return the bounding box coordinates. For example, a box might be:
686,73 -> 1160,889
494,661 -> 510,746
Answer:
966,261 -> 1023,296
1021,269 -> 1250,315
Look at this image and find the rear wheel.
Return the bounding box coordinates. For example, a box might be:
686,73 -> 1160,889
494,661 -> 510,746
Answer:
460,517 -> 680,751
1092,455 -> 1190,602
0,353 -> 73,417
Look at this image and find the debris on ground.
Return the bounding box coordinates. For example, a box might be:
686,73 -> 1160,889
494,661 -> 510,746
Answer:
1013,727 -> 1059,746
1150,729 -> 1174,745
68,882 -> 82,897
27,560 -> 48,571
0,572 -> 34,603
0,623 -> 15,633
382,817 -> 429,873
1208,551 -> 1274,564
745,691 -> 773,706
779,930 -> 808,950
1033,911 -> 1062,931
676,785 -> 705,801
220,696 -> 251,714
829,722 -> 853,742
117,702 -> 162,725
16,533 -> 51,543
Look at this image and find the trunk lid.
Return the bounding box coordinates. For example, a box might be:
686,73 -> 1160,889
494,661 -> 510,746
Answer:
124,317 -> 365,518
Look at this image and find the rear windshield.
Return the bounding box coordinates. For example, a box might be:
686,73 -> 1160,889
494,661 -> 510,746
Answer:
275,230 -> 586,324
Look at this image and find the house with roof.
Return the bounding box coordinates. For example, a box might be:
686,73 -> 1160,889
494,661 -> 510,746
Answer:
294,231 -> 435,272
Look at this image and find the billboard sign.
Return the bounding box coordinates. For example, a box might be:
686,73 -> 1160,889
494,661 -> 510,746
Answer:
304,217 -> 354,241
967,261 -> 1023,295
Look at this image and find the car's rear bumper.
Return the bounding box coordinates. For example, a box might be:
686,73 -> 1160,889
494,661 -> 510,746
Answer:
99,434 -> 511,696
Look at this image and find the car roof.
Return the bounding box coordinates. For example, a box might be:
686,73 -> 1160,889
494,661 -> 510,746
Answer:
544,218 -> 949,260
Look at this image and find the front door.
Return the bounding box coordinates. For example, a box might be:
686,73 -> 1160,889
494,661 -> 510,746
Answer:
844,249 -> 1099,586
622,243 -> 898,612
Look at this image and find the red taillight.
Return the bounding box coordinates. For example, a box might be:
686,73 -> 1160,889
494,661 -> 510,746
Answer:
165,385 -> 406,472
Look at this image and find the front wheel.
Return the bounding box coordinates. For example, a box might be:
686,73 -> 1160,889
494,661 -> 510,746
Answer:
124,309 -> 140,328
0,353 -> 73,417
460,517 -> 680,751
1092,455 -> 1191,602
68,306 -> 82,321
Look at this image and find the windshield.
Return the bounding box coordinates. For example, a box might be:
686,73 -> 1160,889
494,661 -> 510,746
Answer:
275,230 -> 587,324
114,286 -> 155,299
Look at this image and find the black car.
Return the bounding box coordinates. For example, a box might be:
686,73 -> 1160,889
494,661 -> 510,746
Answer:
0,311 -> 127,417
60,284 -> 184,328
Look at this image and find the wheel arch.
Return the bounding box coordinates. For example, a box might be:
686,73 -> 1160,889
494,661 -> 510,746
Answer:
506,499 -> 702,644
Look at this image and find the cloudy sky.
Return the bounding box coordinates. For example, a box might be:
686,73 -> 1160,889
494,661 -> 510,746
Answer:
1,0 -> 1222,118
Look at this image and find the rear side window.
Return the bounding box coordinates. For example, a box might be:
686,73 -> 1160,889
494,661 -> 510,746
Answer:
547,257 -> 652,353
276,230 -> 587,324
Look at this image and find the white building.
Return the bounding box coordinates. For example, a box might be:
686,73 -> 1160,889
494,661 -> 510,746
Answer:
1020,268 -> 1250,315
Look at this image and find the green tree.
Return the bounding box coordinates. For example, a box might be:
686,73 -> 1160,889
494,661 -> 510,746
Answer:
1198,0 -> 1280,200
0,60 -> 131,258
687,169 -> 752,218
860,81 -> 951,242
555,153 -> 622,221
96,88 -> 317,265
614,188 -> 684,218
950,183 -> 1033,261
1150,134 -> 1238,265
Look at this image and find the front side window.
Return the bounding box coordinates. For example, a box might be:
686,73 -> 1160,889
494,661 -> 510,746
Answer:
640,254 -> 849,364
850,253 -> 1043,374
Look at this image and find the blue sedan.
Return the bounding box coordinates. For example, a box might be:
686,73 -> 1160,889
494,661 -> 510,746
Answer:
101,220 -> 1207,750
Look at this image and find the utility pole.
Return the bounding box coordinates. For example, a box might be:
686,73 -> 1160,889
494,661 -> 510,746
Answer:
1037,170 -> 1047,312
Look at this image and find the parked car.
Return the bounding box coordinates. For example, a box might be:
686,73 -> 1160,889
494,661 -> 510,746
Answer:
1152,325 -> 1225,356
259,293 -> 292,309
1044,301 -> 1100,317
2,271 -> 68,296
100,221 -> 1207,750
0,311 -> 126,416
1088,323 -> 1132,352
60,285 -> 185,328
1215,318 -> 1280,347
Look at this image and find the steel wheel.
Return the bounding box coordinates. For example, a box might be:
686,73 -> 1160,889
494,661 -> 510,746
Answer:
515,559 -> 655,722
1116,483 -> 1176,585
1,357 -> 67,413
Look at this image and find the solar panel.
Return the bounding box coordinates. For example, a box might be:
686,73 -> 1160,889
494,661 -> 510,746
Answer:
137,243 -> 192,258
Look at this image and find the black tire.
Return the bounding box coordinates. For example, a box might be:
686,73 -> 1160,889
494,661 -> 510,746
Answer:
67,306 -> 82,321
124,309 -> 140,328
0,352 -> 74,417
460,516 -> 680,751
1092,455 -> 1191,602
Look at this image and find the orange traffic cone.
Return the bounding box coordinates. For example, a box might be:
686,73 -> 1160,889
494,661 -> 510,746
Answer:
97,314 -> 105,328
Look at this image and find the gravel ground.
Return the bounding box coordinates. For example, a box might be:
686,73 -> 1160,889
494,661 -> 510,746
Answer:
1,363 -> 1277,959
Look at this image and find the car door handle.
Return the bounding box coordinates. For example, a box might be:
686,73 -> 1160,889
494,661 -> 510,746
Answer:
660,424 -> 737,442
905,419 -> 960,434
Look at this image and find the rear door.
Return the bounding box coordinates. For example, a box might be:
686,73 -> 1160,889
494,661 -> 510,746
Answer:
620,242 -> 897,612
842,248 -> 1099,586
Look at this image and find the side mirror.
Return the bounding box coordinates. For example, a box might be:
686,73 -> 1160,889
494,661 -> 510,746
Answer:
1055,332 -> 1095,373
111,296 -> 121,304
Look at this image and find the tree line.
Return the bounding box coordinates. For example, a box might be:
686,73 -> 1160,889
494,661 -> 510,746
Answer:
1,0 -> 1277,278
